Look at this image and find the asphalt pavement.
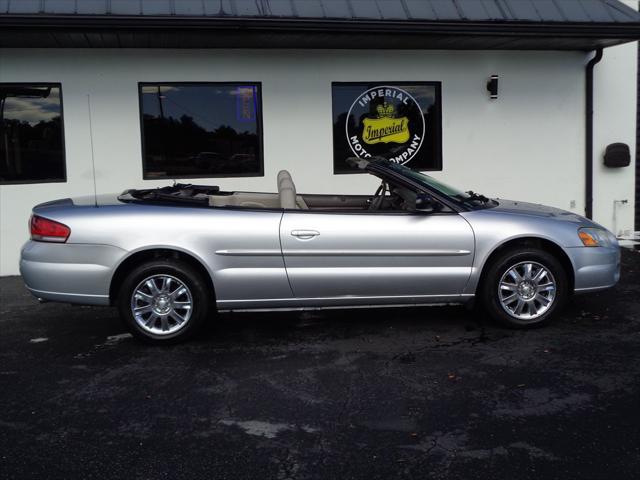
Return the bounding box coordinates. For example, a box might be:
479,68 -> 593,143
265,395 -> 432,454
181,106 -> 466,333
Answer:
1,250 -> 639,480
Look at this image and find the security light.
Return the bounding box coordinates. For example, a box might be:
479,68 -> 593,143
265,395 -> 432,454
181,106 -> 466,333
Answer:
487,75 -> 499,100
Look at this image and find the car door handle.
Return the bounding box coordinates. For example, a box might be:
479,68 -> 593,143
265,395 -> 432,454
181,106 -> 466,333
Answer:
291,230 -> 320,239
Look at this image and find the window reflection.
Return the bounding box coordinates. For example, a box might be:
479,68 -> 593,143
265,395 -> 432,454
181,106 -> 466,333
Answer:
0,85 -> 65,184
140,83 -> 263,178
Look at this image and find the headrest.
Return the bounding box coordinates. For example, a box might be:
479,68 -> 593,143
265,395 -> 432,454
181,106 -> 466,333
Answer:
279,178 -> 295,193
277,170 -> 293,187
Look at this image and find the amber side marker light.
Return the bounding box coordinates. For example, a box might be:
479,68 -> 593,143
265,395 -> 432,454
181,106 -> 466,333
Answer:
578,230 -> 600,247
30,215 -> 70,243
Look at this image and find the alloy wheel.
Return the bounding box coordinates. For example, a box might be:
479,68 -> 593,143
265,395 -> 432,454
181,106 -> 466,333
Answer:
498,261 -> 556,322
130,274 -> 193,335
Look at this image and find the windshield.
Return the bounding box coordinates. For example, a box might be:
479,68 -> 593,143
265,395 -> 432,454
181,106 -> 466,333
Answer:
373,160 -> 494,208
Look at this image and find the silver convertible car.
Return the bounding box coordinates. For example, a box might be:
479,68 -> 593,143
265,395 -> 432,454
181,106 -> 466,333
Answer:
21,158 -> 620,343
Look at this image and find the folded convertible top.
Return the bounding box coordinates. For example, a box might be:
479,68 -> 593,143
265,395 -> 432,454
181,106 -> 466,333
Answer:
119,183 -> 220,206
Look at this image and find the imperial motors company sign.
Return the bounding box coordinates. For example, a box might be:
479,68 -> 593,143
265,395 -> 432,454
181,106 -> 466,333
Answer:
346,86 -> 425,165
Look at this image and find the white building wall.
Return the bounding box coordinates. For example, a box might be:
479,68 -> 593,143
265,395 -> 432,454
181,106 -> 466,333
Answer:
593,40 -> 638,237
0,46 -> 636,275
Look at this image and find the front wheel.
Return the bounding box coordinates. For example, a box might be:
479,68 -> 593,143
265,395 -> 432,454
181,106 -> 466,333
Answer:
117,259 -> 212,344
481,248 -> 568,328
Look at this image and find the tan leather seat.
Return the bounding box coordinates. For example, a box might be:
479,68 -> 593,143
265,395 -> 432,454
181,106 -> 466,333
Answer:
278,170 -> 308,209
277,170 -> 292,188
208,171 -> 308,210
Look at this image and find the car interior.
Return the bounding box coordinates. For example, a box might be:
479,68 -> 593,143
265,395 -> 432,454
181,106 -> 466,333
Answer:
206,170 -> 429,212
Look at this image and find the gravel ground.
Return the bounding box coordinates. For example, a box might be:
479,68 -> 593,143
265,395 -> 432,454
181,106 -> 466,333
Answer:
1,249 -> 639,480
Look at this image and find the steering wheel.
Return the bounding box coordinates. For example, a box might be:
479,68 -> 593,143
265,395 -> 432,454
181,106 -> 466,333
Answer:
369,181 -> 387,211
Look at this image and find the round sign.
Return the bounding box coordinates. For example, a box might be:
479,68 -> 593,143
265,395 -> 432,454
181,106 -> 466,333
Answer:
345,85 -> 425,165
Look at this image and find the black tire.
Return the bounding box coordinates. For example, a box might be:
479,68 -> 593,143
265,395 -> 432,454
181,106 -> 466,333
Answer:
480,248 -> 568,329
117,259 -> 213,344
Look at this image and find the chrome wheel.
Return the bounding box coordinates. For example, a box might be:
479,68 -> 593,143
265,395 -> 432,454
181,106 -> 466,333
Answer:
130,274 -> 193,336
498,261 -> 556,322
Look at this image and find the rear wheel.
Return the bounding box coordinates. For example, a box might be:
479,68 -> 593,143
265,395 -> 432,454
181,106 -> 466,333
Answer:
117,259 -> 212,344
481,248 -> 568,328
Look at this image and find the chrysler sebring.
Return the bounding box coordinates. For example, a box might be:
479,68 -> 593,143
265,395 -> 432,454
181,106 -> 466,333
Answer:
20,158 -> 620,343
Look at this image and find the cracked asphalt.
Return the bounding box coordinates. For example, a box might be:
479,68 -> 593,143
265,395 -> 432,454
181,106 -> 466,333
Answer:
1,250 -> 640,480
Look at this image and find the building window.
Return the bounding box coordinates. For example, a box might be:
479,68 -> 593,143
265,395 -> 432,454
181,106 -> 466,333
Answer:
0,84 -> 66,184
139,83 -> 263,179
332,82 -> 442,174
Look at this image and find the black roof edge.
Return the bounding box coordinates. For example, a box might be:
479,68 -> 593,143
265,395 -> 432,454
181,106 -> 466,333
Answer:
1,15 -> 638,50
1,15 -> 639,39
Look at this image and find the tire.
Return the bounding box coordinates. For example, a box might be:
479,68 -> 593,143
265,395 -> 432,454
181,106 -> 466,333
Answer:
480,248 -> 568,329
117,259 -> 212,344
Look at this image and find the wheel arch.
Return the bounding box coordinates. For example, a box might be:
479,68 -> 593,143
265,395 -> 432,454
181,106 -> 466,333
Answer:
109,247 -> 216,304
476,236 -> 575,294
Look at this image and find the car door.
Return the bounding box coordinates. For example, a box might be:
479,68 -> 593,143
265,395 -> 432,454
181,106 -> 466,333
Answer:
279,210 -> 475,303
202,209 -> 292,309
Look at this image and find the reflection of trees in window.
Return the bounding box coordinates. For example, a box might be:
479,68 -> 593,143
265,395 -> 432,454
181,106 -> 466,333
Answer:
140,83 -> 263,178
0,85 -> 65,184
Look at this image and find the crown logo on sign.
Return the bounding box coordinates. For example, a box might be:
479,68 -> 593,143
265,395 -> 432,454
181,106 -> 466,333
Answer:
376,102 -> 395,118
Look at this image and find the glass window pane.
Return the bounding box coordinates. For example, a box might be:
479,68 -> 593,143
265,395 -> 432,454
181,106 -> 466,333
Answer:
0,84 -> 66,184
332,82 -> 442,174
140,83 -> 263,179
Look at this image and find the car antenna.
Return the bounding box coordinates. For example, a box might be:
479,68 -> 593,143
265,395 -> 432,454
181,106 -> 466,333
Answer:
86,94 -> 98,207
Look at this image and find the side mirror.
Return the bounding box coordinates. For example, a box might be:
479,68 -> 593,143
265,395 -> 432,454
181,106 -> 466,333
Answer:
415,194 -> 438,213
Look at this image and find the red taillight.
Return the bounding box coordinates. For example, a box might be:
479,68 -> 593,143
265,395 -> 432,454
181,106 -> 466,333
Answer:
30,215 -> 70,242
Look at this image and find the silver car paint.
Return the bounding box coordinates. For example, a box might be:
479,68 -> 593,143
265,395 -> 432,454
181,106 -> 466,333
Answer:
459,199 -> 620,294
280,211 -> 474,298
20,241 -> 125,304
20,194 -> 619,310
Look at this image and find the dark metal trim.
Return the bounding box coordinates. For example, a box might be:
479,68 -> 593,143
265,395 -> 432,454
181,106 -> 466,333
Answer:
636,10 -> 640,230
0,16 -> 639,52
585,48 -> 604,220
1,15 -> 639,38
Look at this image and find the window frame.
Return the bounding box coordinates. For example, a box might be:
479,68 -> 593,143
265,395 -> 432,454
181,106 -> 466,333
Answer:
0,82 -> 67,185
331,81 -> 443,175
138,81 -> 265,180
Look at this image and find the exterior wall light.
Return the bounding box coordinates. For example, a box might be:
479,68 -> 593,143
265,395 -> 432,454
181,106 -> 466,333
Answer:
487,75 -> 499,100
603,143 -> 631,168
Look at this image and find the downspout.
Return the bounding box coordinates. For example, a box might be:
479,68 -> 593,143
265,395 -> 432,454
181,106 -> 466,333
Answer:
585,47 -> 603,220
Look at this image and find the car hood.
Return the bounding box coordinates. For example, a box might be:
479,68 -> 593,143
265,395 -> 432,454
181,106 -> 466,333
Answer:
490,199 -> 599,227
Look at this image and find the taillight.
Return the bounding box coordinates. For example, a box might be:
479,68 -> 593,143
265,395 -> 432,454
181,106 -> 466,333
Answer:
30,215 -> 70,243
